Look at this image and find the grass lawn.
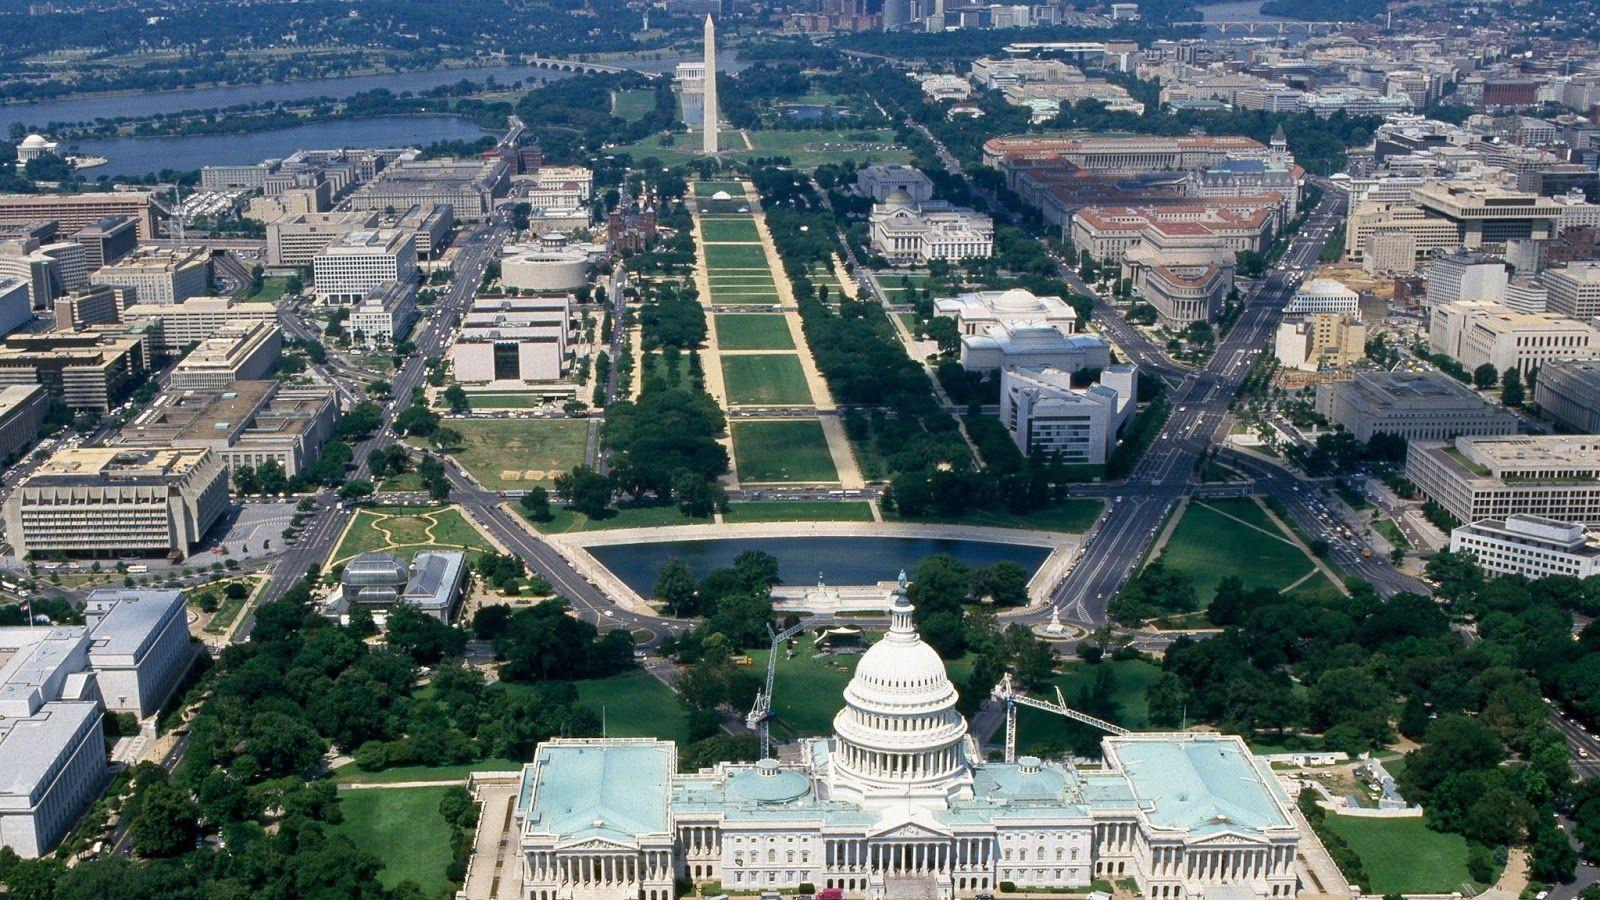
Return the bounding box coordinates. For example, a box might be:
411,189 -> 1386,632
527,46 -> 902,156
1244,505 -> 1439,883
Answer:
724,500 -> 875,522
612,88 -> 657,122
496,670 -> 692,745
705,244 -> 771,270
744,129 -> 910,167
716,314 -> 795,350
732,420 -> 839,483
522,504 -> 711,534
1015,660 -> 1164,750
1157,499 -> 1327,604
700,216 -> 762,243
332,505 -> 493,564
890,500 -> 1104,534
464,393 -> 544,410
244,275 -> 294,303
577,670 -> 693,744
439,418 -> 589,491
331,786 -> 457,896
1320,815 -> 1480,894
1373,518 -> 1410,550
694,180 -> 746,197
720,354 -> 813,405
378,472 -> 427,492
332,758 -> 523,785
750,643 -> 863,737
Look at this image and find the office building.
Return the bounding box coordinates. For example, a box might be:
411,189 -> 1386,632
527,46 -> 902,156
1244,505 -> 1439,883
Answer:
201,163 -> 274,190
933,288 -> 1078,337
120,295 -> 277,356
1504,275 -> 1548,314
68,216 -> 138,272
89,246 -> 210,307
351,281 -> 419,347
981,134 -> 1267,173
266,210 -> 380,268
1533,358 -> 1600,434
1406,435 -> 1600,525
117,380 -> 338,478
1424,252 -> 1509,307
1543,262 -> 1600,319
392,203 -> 454,260
1274,314 -> 1366,373
169,322 -> 282,391
1344,203 -> 1467,269
81,589 -> 190,717
512,582 -> 1300,900
1071,203 -> 1277,264
312,229 -> 418,303
870,191 -> 993,263
3,447 -> 229,558
452,295 -> 571,383
1412,183 -> 1563,251
1285,279 -> 1360,316
1429,300 -> 1600,377
1451,515 -> 1600,580
0,627 -> 106,858
346,159 -> 509,222
1315,371 -> 1518,442
0,192 -> 156,240
857,165 -> 936,203
0,278 -> 33,338
0,239 -> 88,309
52,285 -> 119,331
0,384 -> 48,464
1000,364 -> 1137,463
0,330 -> 148,411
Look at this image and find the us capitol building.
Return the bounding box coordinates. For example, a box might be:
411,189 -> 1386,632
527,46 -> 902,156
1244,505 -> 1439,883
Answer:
513,584 -> 1301,900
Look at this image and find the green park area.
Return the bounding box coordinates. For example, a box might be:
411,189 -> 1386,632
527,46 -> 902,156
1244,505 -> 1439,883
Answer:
464,392 -> 544,410
331,786 -> 458,896
706,244 -> 771,270
889,500 -> 1103,534
1319,815 -> 1481,894
716,314 -> 795,350
1013,660 -> 1164,751
750,645 -> 861,737
523,503 -> 711,534
496,670 -> 692,744
621,130 -> 908,169
700,216 -> 763,243
694,180 -> 746,197
1158,499 -> 1341,605
724,500 -> 874,522
720,354 -> 813,405
731,419 -> 839,483
612,88 -> 657,122
332,505 -> 492,566
438,418 -> 589,491
244,275 -> 295,303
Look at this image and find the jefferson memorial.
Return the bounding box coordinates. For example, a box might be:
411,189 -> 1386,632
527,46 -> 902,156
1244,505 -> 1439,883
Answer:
513,582 -> 1301,900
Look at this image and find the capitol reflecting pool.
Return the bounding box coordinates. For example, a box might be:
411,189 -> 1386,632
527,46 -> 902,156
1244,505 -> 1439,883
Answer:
587,536 -> 1052,594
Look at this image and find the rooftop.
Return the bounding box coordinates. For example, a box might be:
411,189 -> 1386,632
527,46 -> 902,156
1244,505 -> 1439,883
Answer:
522,740 -> 673,841
1106,734 -> 1291,835
26,447 -> 215,486
84,589 -> 184,665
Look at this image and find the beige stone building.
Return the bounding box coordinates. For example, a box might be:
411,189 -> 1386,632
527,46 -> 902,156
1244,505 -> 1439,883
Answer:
1428,300 -> 1600,376
1406,435 -> 1600,525
1314,371 -> 1518,441
169,322 -> 282,391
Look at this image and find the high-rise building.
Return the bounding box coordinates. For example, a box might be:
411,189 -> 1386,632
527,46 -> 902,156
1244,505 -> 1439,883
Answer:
1533,359 -> 1600,434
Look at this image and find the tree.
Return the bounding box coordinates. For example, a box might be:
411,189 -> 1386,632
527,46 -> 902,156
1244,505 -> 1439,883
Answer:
233,464 -> 259,495
654,559 -> 698,616
126,772 -> 200,858
1501,367 -> 1525,406
971,562 -> 1029,606
674,471 -> 725,518
555,466 -> 612,517
339,479 -> 375,502
443,384 -> 470,413
1473,363 -> 1499,389
519,486 -> 552,521
244,711 -> 324,777
386,605 -> 467,664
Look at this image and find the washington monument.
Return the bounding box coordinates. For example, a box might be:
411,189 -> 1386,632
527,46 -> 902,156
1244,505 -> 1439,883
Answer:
702,14 -> 718,154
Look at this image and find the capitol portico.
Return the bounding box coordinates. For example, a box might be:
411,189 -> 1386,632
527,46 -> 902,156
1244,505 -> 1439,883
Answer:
513,579 -> 1302,900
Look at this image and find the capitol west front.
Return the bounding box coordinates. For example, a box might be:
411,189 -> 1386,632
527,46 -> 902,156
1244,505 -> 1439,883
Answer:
513,586 -> 1301,900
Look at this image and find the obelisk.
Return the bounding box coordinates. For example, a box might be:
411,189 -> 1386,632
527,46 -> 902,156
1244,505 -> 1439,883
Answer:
702,14 -> 718,154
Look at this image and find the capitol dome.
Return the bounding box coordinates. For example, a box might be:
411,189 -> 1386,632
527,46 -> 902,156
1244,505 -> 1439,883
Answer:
827,573 -> 973,810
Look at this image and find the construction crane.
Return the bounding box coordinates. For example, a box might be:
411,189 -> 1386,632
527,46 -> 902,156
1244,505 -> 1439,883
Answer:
991,672 -> 1128,764
747,620 -> 807,759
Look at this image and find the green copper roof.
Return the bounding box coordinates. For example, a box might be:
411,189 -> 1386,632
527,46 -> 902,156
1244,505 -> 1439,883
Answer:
524,742 -> 672,841
1108,736 -> 1289,835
